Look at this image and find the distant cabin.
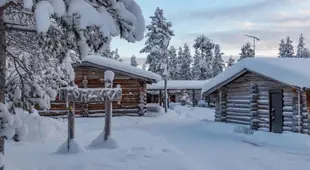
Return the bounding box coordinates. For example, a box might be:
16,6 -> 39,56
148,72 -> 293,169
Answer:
147,80 -> 210,106
40,55 -> 161,117
202,58 -> 310,135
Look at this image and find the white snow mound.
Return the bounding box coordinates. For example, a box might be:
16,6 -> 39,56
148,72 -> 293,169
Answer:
56,139 -> 85,154
20,113 -> 66,142
88,132 -> 120,149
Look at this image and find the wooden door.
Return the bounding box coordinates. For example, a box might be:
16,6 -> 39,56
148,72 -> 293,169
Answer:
269,89 -> 283,133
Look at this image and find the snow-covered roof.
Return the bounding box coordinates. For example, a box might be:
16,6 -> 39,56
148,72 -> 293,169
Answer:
78,55 -> 161,82
202,57 -> 310,95
147,80 -> 210,90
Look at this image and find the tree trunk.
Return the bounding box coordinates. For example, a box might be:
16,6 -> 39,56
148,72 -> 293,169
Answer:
104,97 -> 112,141
0,6 -> 6,170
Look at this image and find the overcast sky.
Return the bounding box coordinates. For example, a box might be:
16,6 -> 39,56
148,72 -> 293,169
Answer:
112,0 -> 310,65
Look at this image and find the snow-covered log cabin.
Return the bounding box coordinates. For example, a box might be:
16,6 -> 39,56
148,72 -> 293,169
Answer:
201,58 -> 310,134
40,55 -> 161,117
147,80 -> 210,106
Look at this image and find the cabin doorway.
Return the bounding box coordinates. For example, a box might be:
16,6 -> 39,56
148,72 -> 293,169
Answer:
269,89 -> 283,133
170,95 -> 176,103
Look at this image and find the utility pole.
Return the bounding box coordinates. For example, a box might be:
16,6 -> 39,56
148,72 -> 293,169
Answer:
244,34 -> 260,56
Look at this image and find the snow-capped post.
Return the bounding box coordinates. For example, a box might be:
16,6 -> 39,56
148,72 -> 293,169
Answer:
104,70 -> 115,141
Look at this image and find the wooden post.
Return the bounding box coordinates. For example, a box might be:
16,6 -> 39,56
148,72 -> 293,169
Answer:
214,92 -> 221,121
164,78 -> 168,113
250,84 -> 259,130
192,89 -> 195,107
104,70 -> 114,141
159,90 -> 162,106
138,87 -> 147,116
82,76 -> 89,117
292,88 -> 302,133
219,88 -> 227,122
104,97 -> 112,140
65,90 -> 75,151
0,6 -> 6,170
67,100 -> 75,150
297,88 -> 302,133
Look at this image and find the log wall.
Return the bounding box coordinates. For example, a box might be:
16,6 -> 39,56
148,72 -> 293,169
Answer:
40,66 -> 147,116
213,72 -> 310,134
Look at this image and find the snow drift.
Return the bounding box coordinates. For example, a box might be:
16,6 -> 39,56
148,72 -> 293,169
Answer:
19,113 -> 66,143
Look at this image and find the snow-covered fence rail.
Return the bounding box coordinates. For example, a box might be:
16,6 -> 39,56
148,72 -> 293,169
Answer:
60,87 -> 122,103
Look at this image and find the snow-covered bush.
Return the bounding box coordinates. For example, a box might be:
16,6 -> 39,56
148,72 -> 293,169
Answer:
0,104 -> 28,142
180,91 -> 192,106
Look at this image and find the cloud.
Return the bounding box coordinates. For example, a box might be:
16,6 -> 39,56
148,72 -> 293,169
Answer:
182,0 -> 307,21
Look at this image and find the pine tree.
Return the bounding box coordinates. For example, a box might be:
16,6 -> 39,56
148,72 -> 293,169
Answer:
302,48 -> 310,58
278,39 -> 286,58
297,33 -> 305,58
239,42 -> 255,60
226,56 -> 235,68
130,55 -> 138,67
113,49 -> 122,61
192,49 -> 202,80
175,47 -> 183,80
212,44 -> 224,77
140,7 -> 174,76
101,48 -> 114,58
193,35 -> 214,80
285,36 -> 295,58
178,44 -> 192,80
168,46 -> 178,80
279,36 -> 295,58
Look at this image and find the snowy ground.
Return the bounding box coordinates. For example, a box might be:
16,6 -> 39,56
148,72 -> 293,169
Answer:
5,105 -> 310,170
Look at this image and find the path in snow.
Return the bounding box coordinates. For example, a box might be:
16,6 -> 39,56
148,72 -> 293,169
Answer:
5,106 -> 310,170
140,120 -> 310,170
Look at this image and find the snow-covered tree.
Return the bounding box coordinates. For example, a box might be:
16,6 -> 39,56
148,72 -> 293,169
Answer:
140,7 -> 174,77
168,46 -> 178,80
278,39 -> 286,58
112,49 -> 122,61
0,0 -> 146,158
175,47 -> 183,80
239,42 -> 255,60
297,34 -> 305,58
130,55 -> 138,67
226,56 -> 235,68
301,48 -> 310,58
101,48 -> 114,58
180,90 -> 192,106
212,44 -> 224,77
193,35 -> 214,80
279,36 -> 294,58
142,62 -> 147,70
285,36 -> 295,58
191,49 -> 202,80
178,44 -> 192,80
